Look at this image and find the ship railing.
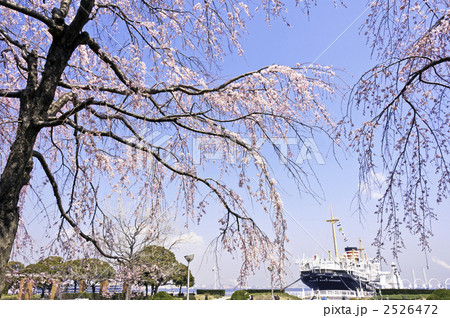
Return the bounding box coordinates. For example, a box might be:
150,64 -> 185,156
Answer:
286,289 -> 375,300
307,259 -> 379,270
303,257 -> 381,266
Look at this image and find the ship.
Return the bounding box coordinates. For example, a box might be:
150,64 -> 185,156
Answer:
296,208 -> 402,299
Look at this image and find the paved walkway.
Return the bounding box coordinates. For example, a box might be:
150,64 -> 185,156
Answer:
211,296 -> 230,300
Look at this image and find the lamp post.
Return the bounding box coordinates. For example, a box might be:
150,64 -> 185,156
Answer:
212,266 -> 218,290
268,266 -> 274,300
184,254 -> 194,300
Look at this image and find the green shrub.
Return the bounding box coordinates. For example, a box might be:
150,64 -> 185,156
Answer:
381,289 -> 433,295
181,293 -> 196,300
245,289 -> 284,294
427,289 -> 450,300
1,294 -> 42,300
196,289 -> 225,296
61,292 -> 142,300
230,290 -> 249,300
110,293 -> 126,300
151,291 -> 174,300
1,294 -> 18,300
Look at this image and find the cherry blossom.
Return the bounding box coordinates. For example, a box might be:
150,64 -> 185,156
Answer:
0,0 -> 337,291
349,0 -> 449,260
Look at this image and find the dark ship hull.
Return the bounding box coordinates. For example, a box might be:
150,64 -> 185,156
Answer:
301,269 -> 375,291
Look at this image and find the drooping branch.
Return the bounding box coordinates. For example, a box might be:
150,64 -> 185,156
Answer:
0,28 -> 27,52
0,0 -> 336,287
349,4 -> 449,256
32,150 -> 121,262
0,30 -> 29,76
355,56 -> 450,126
62,118 -> 259,230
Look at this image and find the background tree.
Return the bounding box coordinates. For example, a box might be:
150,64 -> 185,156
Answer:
65,259 -> 84,293
22,256 -> 66,298
171,262 -> 194,296
349,0 -> 449,258
100,202 -> 183,298
1,261 -> 24,295
138,245 -> 179,296
100,202 -> 176,262
0,0 -> 337,291
1,0 -> 446,293
67,258 -> 115,296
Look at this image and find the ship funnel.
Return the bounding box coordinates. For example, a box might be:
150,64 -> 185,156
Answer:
345,247 -> 359,261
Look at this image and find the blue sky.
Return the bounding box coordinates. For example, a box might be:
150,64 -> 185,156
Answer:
15,1 -> 450,290
168,1 -> 450,289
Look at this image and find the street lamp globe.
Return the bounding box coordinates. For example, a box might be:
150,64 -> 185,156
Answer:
184,254 -> 195,300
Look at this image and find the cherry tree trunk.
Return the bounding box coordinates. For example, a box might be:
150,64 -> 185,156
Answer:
0,1 -> 95,293
125,283 -> 132,300
0,121 -> 39,293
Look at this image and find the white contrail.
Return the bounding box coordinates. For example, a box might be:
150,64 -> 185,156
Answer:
432,257 -> 450,270
311,4 -> 372,64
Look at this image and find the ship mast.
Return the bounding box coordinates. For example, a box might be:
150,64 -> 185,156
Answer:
326,205 -> 340,258
358,238 -> 364,255
357,238 -> 366,260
